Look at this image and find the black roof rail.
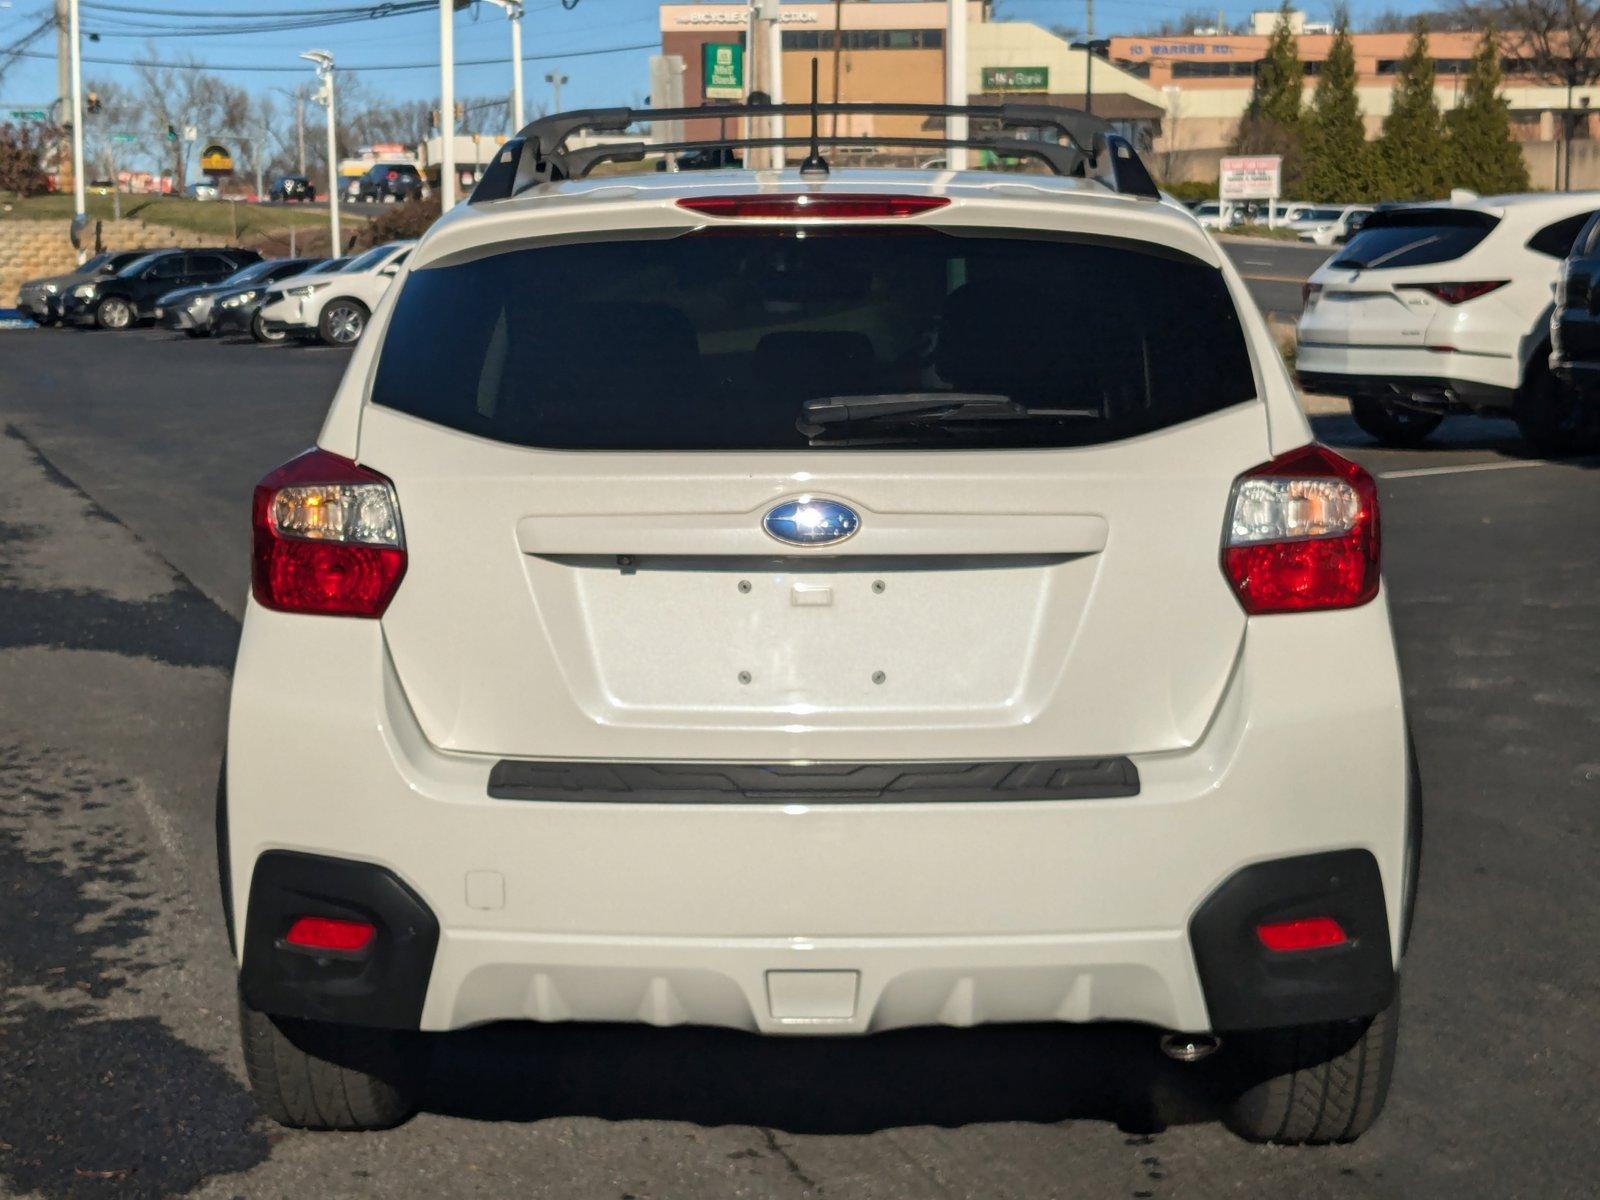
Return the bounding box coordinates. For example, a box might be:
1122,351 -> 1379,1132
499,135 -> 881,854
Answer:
467,101 -> 1160,204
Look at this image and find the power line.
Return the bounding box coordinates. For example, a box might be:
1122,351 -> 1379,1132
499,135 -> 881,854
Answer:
12,38 -> 655,73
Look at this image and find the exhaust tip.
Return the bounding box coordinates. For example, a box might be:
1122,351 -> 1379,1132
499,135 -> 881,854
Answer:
1159,1032 -> 1221,1063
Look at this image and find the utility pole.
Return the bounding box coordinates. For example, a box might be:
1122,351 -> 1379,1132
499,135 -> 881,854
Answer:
1085,0 -> 1095,115
946,0 -> 967,170
296,89 -> 306,174
55,0 -> 69,194
546,71 -> 567,113
439,0 -> 457,209
302,51 -> 339,253
830,0 -> 843,141
68,0 -> 85,262
751,0 -> 783,167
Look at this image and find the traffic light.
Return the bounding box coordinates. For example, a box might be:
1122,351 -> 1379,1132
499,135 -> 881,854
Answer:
86,91 -> 101,115
166,124 -> 177,143
454,100 -> 464,123
429,107 -> 440,130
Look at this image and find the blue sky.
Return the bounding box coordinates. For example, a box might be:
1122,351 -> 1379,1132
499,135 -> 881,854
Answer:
1,0 -> 1425,121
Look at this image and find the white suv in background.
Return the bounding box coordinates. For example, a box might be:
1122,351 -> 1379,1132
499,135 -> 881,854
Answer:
1297,193 -> 1600,450
256,240 -> 415,346
221,106 -> 1417,1145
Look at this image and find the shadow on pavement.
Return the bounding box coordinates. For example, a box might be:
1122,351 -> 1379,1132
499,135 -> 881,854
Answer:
414,1018 -> 1229,1136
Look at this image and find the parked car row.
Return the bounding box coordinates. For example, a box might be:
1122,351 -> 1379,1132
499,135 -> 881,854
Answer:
1185,199 -> 1374,245
13,241 -> 414,348
1297,190 -> 1600,456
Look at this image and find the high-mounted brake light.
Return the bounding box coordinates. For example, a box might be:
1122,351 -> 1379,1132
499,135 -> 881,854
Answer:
284,916 -> 376,953
251,448 -> 406,617
1400,280 -> 1508,305
1222,444 -> 1379,614
677,194 -> 951,220
1256,916 -> 1348,952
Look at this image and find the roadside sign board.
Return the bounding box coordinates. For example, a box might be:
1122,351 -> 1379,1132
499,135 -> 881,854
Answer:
1219,155 -> 1282,201
111,132 -> 137,143
199,142 -> 234,175
982,66 -> 1049,92
703,42 -> 744,100
8,108 -> 49,121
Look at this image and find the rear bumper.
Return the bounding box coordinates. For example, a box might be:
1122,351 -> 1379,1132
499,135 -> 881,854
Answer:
225,600 -> 1414,1038
1296,341 -> 1519,411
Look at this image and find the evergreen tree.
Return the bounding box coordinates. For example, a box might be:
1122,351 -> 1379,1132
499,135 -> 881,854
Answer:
1375,20 -> 1448,199
1249,1 -> 1305,127
1230,3 -> 1305,193
1303,14 -> 1373,200
1445,29 -> 1529,194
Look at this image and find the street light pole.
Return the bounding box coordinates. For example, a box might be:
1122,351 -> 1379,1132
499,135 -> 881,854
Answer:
440,0 -> 457,209
68,0 -> 85,262
946,0 -> 967,170
546,71 -> 567,113
301,51 -> 339,253
480,0 -> 524,133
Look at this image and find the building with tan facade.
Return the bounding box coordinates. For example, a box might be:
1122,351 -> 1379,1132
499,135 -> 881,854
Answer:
657,2 -> 1163,154
1109,27 -> 1600,155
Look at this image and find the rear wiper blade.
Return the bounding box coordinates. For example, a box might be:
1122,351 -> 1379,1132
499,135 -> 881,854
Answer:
798,393 -> 1099,437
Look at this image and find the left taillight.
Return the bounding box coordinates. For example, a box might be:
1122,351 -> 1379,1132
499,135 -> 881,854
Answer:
1221,443 -> 1379,615
251,447 -> 406,617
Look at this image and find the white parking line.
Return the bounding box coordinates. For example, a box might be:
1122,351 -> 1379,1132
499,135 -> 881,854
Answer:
1379,460 -> 1549,480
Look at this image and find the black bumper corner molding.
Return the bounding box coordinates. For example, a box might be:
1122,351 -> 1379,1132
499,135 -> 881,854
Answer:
239,850 -> 439,1030
1189,849 -> 1395,1032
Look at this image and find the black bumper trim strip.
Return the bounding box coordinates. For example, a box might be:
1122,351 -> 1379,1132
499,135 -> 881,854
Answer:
487,757 -> 1139,804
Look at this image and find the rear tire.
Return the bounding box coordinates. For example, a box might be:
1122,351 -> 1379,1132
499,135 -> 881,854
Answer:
1223,986 -> 1400,1145
318,298 -> 368,347
1349,395 -> 1442,447
251,310 -> 286,344
1515,356 -> 1597,457
238,994 -> 421,1130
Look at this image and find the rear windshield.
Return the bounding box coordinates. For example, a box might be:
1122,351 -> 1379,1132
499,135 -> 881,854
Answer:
370,231 -> 1256,451
1332,209 -> 1498,269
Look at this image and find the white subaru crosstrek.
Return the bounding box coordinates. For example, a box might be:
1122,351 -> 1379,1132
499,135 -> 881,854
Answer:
222,106 -> 1418,1143
255,240 -> 414,347
1297,192 -> 1600,452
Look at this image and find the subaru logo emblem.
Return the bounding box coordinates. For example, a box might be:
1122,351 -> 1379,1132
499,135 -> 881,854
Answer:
763,498 -> 860,547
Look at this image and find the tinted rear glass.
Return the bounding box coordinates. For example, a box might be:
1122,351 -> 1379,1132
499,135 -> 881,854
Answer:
371,231 -> 1256,452
1332,209 -> 1498,269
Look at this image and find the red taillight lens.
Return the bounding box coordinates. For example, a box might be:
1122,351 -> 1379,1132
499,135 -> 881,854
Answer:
251,448 -> 406,617
1401,280 -> 1509,305
1222,443 -> 1379,614
284,916 -> 376,953
677,194 -> 951,219
1256,916 -> 1348,952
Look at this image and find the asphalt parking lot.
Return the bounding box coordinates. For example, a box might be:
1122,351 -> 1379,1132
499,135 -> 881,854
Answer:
0,319 -> 1596,1199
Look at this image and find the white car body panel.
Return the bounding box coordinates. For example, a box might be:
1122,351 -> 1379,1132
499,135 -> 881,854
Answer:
227,167 -> 1408,1038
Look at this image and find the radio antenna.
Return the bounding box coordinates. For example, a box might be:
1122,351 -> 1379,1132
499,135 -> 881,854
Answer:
799,57 -> 829,177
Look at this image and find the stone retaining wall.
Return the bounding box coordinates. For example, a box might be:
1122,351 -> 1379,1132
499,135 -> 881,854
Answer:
0,218 -> 232,307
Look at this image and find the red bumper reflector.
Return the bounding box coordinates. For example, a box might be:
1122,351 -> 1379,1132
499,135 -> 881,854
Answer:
677,194 -> 951,219
284,916 -> 376,953
1256,916 -> 1348,952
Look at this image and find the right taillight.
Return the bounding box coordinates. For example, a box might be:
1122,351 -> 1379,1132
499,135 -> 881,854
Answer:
251,448 -> 407,617
1222,443 -> 1379,614
1400,280 -> 1508,305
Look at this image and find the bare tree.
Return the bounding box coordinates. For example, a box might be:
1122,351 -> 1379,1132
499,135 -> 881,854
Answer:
1462,0 -> 1600,89
131,53 -> 251,189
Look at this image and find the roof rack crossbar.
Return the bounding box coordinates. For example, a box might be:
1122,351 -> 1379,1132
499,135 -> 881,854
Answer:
557,134 -> 1084,182
466,102 -> 1159,204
